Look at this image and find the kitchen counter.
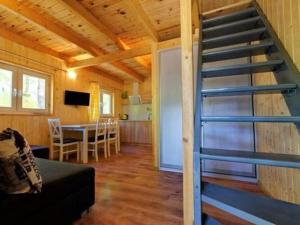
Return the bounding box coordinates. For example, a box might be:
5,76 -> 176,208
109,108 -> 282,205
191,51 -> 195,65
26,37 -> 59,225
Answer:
119,120 -> 152,145
119,120 -> 152,122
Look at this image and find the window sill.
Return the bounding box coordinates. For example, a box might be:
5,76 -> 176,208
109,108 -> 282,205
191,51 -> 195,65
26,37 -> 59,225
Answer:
0,111 -> 53,116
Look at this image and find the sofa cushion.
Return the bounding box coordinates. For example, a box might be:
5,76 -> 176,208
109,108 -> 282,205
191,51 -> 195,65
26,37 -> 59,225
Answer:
30,145 -> 49,159
0,128 -> 42,194
0,158 -> 95,225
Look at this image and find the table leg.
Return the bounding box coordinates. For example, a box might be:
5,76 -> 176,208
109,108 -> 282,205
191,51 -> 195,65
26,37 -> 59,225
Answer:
82,128 -> 88,164
118,128 -> 121,152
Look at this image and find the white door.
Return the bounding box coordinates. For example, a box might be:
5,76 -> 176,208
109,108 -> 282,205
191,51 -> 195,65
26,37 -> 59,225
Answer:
159,47 -> 183,170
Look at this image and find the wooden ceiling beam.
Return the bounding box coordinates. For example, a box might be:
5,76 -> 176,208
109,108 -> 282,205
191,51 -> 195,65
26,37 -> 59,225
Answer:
69,46 -> 151,70
0,0 -> 144,82
60,0 -> 120,46
0,25 -> 69,60
60,0 -> 151,72
0,0 -> 103,55
0,26 -> 124,84
83,67 -> 124,84
124,0 -> 160,42
107,60 -> 144,82
0,25 -> 124,84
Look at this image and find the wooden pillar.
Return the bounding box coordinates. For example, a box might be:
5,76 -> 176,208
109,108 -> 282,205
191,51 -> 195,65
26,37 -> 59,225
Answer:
151,41 -> 160,168
180,0 -> 194,224
192,0 -> 200,32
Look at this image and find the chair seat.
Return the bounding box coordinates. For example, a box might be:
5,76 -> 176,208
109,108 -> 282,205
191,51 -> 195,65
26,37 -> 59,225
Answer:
88,135 -> 105,143
107,133 -> 116,139
54,137 -> 80,144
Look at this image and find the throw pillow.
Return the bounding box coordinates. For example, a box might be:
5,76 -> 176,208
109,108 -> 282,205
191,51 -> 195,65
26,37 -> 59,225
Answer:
0,128 -> 42,194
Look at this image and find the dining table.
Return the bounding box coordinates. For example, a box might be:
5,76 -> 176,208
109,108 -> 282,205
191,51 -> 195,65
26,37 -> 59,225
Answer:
61,122 -> 120,164
61,124 -> 96,164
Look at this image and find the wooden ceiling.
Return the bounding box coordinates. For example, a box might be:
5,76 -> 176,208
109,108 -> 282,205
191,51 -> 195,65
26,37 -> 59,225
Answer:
0,0 -> 180,82
0,0 -> 243,82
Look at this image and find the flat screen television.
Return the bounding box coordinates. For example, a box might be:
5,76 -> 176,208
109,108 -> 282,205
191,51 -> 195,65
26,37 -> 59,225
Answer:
64,90 -> 90,106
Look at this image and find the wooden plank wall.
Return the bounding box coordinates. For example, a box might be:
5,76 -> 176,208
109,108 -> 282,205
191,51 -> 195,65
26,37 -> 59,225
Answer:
202,0 -> 243,12
123,76 -> 152,104
253,0 -> 300,204
0,36 -> 123,146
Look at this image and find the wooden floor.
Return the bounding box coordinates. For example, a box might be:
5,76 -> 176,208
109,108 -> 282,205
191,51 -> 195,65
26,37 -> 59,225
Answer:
73,144 -> 183,225
72,144 -> 261,225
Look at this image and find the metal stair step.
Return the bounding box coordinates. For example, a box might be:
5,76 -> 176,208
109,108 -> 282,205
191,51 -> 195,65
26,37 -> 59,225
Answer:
200,148 -> 300,169
201,84 -> 296,97
203,16 -> 263,39
203,7 -> 258,29
202,41 -> 274,62
202,60 -> 283,78
201,116 -> 300,123
203,27 -> 268,50
202,183 -> 300,225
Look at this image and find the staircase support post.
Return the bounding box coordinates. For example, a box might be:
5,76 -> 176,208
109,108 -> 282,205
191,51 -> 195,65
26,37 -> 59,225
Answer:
180,0 -> 195,224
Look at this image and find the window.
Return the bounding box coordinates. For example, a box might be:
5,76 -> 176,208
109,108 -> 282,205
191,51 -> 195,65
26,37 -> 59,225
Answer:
0,67 -> 14,108
100,90 -> 114,116
0,63 -> 51,114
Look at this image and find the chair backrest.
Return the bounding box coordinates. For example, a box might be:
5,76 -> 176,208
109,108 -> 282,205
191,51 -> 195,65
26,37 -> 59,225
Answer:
95,119 -> 107,142
107,120 -> 118,136
109,117 -> 119,123
98,118 -> 109,123
48,118 -> 63,143
101,117 -> 118,123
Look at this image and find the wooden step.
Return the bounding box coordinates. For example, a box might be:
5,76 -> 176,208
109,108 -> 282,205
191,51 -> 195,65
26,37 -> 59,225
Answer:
203,16 -> 263,39
202,183 -> 300,225
201,116 -> 300,123
202,41 -> 275,62
203,7 -> 258,29
203,27 -> 268,50
202,60 -> 283,78
200,148 -> 300,169
201,84 -> 297,97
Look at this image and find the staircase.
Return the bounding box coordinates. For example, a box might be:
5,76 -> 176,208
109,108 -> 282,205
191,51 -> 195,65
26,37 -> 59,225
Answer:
194,1 -> 300,225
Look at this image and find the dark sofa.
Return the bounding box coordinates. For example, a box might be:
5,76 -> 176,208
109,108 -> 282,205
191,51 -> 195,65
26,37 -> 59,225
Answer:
0,158 -> 95,225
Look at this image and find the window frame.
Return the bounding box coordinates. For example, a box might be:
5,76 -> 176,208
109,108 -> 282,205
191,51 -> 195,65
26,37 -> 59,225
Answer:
0,62 -> 52,115
100,89 -> 114,117
18,69 -> 51,114
0,63 -> 18,112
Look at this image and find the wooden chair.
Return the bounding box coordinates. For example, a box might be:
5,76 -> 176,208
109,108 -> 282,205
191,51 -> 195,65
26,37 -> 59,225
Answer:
108,118 -> 120,153
88,120 -> 107,162
107,120 -> 119,156
48,118 -> 80,162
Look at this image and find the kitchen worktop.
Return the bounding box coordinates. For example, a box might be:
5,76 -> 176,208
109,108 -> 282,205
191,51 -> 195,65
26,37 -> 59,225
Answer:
119,120 -> 152,122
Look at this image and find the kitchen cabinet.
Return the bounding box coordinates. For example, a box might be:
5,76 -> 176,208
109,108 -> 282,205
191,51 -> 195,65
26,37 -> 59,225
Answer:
119,120 -> 152,145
